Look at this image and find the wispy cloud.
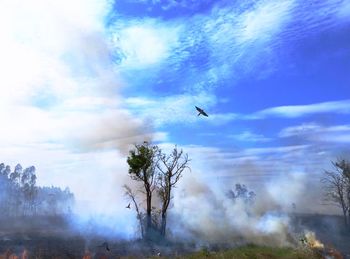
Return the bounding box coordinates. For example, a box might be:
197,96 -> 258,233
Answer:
124,92 -> 221,126
125,98 -> 350,127
163,143 -> 311,173
228,131 -> 271,142
279,122 -> 350,143
111,0 -> 350,128
236,0 -> 295,44
110,20 -> 181,68
337,0 -> 350,20
247,100 -> 350,119
109,0 -> 299,96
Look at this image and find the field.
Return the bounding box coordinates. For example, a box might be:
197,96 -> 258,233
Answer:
0,239 -> 328,259
171,245 -> 323,259
0,213 -> 349,258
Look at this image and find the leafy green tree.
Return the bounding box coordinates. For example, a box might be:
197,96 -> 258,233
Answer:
10,164 -> 22,186
126,143 -> 191,238
3,165 -> 11,178
9,164 -> 22,216
127,141 -> 159,236
0,163 -> 5,175
21,166 -> 37,215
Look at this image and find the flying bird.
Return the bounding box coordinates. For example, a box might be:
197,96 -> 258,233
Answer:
126,203 -> 131,209
195,106 -> 208,117
97,242 -> 110,252
99,242 -> 110,251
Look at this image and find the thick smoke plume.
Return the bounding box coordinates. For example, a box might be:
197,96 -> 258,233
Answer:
168,174 -> 295,247
0,0 -> 159,209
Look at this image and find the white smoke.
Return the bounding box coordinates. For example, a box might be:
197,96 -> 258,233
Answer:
156,143 -> 335,246
0,0 -> 163,219
169,173 -> 295,247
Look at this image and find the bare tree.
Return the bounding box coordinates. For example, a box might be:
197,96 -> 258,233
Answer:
157,146 -> 190,236
334,159 -> 350,224
123,184 -> 144,238
321,160 -> 350,226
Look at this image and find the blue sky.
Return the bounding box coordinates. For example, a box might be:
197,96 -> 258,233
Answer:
111,0 -> 350,151
0,0 -> 350,215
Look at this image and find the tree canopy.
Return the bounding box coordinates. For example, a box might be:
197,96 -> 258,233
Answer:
126,142 -> 190,238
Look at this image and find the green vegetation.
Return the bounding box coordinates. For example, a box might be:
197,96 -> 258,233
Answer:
179,245 -> 322,259
126,142 -> 190,239
138,245 -> 323,259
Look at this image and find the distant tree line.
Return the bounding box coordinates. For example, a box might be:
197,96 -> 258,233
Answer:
322,159 -> 350,227
227,183 -> 256,206
0,163 -> 74,217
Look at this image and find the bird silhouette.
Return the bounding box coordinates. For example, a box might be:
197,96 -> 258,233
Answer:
126,203 -> 131,209
98,242 -> 110,251
195,106 -> 209,117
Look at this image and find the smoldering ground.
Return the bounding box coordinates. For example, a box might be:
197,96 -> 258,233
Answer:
1,143 -> 350,258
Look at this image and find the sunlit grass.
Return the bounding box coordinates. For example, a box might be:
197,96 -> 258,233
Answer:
146,244 -> 322,259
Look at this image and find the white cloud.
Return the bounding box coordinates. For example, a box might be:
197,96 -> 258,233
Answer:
238,0 -> 295,44
229,131 -> 271,142
125,97 -> 157,106
126,97 -> 350,127
248,100 -> 350,119
67,96 -> 118,107
110,21 -> 181,67
161,143 -> 311,175
0,0 -> 157,214
125,92 -> 218,126
239,145 -> 309,156
176,99 -> 350,125
124,93 -> 244,127
0,0 -> 114,102
336,0 -> 350,21
279,123 -> 350,143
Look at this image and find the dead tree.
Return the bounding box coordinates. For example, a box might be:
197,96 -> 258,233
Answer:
123,184 -> 144,238
334,159 -> 350,225
157,146 -> 190,236
321,160 -> 350,226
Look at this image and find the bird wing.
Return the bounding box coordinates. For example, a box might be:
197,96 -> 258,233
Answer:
195,106 -> 209,116
201,110 -> 208,117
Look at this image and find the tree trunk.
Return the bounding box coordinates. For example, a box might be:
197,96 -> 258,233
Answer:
161,213 -> 167,236
145,191 -> 152,238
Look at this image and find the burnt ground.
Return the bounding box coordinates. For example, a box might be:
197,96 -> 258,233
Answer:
0,234 -> 195,259
0,213 -> 349,258
291,213 -> 350,258
0,215 -> 195,258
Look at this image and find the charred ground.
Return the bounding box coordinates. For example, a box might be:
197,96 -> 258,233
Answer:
0,213 -> 349,258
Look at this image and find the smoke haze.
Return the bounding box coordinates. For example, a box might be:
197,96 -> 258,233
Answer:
0,1 -> 349,254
